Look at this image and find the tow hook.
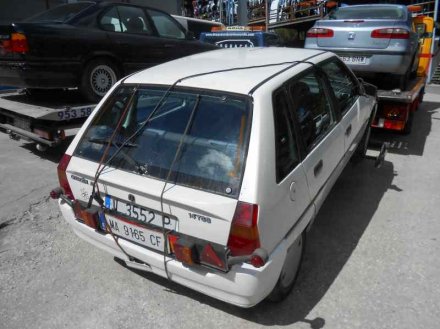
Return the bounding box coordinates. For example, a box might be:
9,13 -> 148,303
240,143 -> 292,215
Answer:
227,248 -> 269,268
49,187 -> 74,207
375,142 -> 388,168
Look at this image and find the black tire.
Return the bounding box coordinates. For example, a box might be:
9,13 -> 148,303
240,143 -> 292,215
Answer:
351,123 -> 371,163
80,58 -> 120,103
402,111 -> 413,135
267,232 -> 305,302
351,105 -> 376,163
397,68 -> 410,90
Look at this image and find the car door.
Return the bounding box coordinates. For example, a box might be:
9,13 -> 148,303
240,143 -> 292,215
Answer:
319,58 -> 362,156
261,88 -> 311,249
146,8 -> 215,60
287,68 -> 344,206
99,5 -> 165,73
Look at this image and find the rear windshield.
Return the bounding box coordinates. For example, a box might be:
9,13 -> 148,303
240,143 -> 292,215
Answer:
24,2 -> 94,23
328,6 -> 406,20
74,86 -> 252,198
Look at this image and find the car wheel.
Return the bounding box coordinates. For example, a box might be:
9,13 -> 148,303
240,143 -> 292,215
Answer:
397,68 -> 410,90
80,59 -> 120,102
267,232 -> 305,302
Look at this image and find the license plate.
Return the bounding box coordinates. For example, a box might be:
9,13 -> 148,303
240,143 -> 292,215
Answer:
340,56 -> 367,65
104,195 -> 177,231
104,214 -> 167,252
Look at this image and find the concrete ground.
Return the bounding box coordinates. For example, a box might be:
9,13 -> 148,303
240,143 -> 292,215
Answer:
1,86 -> 440,329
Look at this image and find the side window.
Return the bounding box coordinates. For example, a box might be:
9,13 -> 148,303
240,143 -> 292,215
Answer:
147,9 -> 186,39
320,60 -> 358,115
118,6 -> 152,34
99,6 -> 123,32
289,71 -> 335,151
273,90 -> 300,183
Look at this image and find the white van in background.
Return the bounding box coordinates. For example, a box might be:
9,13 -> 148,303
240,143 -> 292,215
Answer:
172,15 -> 224,39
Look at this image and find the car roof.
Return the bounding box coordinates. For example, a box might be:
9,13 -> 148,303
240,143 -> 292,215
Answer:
124,47 -> 328,95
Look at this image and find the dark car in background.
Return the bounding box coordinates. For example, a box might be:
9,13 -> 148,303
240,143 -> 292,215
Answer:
304,4 -> 420,89
0,1 -> 217,101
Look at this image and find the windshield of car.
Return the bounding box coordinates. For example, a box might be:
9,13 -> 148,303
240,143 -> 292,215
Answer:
24,2 -> 94,23
328,6 -> 406,20
74,85 -> 252,198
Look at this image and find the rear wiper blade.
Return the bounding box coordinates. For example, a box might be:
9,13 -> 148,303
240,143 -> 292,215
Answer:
88,137 -> 147,174
88,137 -> 137,148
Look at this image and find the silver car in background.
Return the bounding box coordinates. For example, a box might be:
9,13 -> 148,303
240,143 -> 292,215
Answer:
304,4 -> 419,89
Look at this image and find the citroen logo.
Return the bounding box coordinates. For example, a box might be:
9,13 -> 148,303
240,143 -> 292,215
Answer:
348,32 -> 356,40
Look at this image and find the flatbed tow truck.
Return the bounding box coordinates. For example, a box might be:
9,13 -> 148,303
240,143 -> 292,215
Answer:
369,14 -> 433,135
370,76 -> 426,134
0,89 -> 95,151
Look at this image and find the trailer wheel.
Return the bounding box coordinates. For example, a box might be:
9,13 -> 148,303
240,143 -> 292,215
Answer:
80,59 -> 120,103
267,232 -> 305,302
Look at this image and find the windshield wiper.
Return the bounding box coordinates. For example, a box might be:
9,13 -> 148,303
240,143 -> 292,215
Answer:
88,137 -> 147,175
88,137 -> 138,147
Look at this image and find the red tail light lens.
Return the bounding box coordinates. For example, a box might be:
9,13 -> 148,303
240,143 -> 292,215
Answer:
227,202 -> 260,256
371,28 -> 409,39
306,28 -> 334,38
171,237 -> 196,266
57,154 -> 74,200
2,33 -> 29,54
200,243 -> 226,269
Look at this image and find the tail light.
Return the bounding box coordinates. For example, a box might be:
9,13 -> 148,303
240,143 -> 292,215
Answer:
371,28 -> 409,39
57,154 -> 74,200
306,28 -> 334,38
227,202 -> 260,256
170,236 -> 196,266
73,201 -> 99,229
1,33 -> 29,54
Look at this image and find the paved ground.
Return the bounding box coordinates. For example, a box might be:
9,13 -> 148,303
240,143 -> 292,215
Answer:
1,87 -> 440,329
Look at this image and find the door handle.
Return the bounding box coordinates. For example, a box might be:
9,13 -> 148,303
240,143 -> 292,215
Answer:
164,44 -> 175,48
345,124 -> 352,136
314,160 -> 323,177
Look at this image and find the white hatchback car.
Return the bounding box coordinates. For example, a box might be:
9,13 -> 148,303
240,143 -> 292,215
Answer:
53,48 -> 377,307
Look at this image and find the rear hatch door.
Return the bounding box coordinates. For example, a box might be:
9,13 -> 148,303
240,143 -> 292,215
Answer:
67,84 -> 252,248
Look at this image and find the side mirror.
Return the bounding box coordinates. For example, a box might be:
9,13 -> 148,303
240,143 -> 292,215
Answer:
186,31 -> 195,40
358,78 -> 377,97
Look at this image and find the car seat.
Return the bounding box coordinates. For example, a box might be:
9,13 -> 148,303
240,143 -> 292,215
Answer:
291,81 -> 316,150
126,17 -> 144,33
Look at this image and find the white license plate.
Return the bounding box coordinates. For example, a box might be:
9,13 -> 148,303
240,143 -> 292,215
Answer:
105,214 -> 167,252
340,56 -> 367,65
104,195 -> 177,231
56,106 -> 94,121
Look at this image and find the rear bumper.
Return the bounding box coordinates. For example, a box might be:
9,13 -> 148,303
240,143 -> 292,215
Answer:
335,52 -> 411,75
58,200 -> 286,308
0,61 -> 81,88
304,45 -> 412,75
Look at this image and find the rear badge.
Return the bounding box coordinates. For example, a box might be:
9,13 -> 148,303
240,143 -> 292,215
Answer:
189,213 -> 212,224
348,32 -> 356,40
71,174 -> 89,185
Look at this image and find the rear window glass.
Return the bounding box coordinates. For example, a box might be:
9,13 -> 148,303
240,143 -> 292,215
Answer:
74,86 -> 251,198
328,6 -> 406,20
24,3 -> 94,23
